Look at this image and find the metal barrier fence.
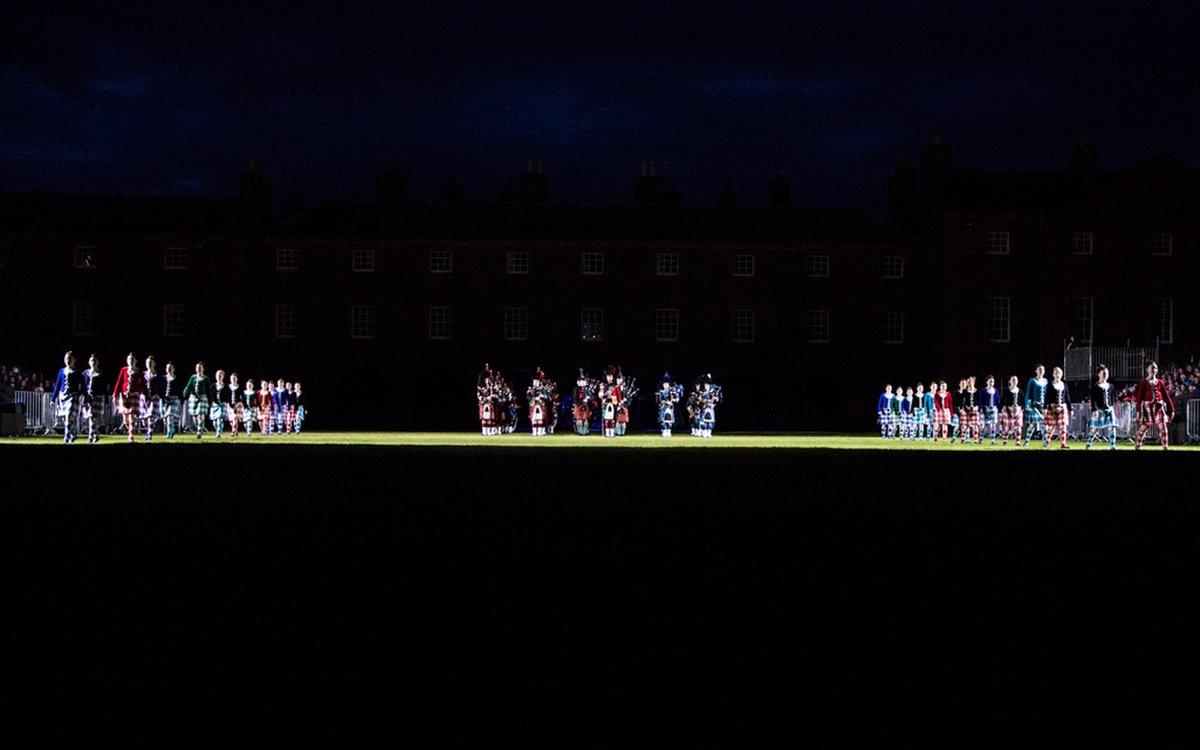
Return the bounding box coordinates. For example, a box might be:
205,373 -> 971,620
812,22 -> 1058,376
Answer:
13,390 -> 54,433
1188,400 -> 1200,444
1067,400 -> 1139,441
11,391 -> 292,437
1064,344 -> 1159,382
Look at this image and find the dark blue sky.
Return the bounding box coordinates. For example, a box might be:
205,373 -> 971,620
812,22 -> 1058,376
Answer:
4,1 -> 1198,215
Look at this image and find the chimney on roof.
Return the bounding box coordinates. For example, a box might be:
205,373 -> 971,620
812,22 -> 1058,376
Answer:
717,177 -> 739,206
920,130 -> 951,195
1068,135 -> 1099,178
441,178 -> 464,203
518,157 -> 549,202
375,161 -> 406,201
634,160 -> 663,204
238,159 -> 272,229
768,169 -> 790,206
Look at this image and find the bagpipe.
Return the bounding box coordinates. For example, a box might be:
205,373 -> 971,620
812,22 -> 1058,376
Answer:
656,383 -> 684,407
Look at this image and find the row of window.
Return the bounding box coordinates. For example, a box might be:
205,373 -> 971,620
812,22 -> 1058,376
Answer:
984,231 -> 1175,256
984,296 -> 1174,344
64,302 -> 917,345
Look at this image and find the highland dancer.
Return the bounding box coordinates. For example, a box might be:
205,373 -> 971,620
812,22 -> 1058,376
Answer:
695,374 -> 722,438
1023,365 -> 1048,446
1000,375 -> 1023,445
142,355 -> 163,440
51,351 -> 85,443
284,382 -> 298,433
227,373 -> 245,438
162,362 -> 181,438
959,376 -> 980,444
913,383 -> 929,440
1044,366 -> 1071,448
572,370 -> 596,436
258,380 -> 274,436
899,387 -> 914,440
889,386 -> 903,438
1133,361 -> 1175,450
933,381 -> 952,441
1086,364 -> 1118,450
82,354 -> 107,443
182,362 -> 215,439
877,384 -> 895,438
243,377 -> 259,436
273,379 -> 289,434
656,373 -> 683,438
981,375 -> 1001,445
210,370 -> 229,438
292,382 -> 306,433
112,353 -> 147,443
526,368 -> 553,436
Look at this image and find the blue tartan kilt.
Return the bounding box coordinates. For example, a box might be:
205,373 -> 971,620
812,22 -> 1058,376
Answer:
912,407 -> 928,424
878,412 -> 894,426
244,406 -> 257,424
1090,408 -> 1115,430
981,406 -> 999,423
83,396 -> 106,421
1025,406 -> 1045,424
55,396 -> 78,419
188,395 -> 209,418
209,402 -> 226,421
162,397 -> 181,421
700,406 -> 716,429
658,405 -> 675,428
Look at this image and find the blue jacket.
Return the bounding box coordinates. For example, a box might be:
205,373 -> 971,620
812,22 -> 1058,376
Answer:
923,391 -> 935,413
981,387 -> 1001,410
877,392 -> 893,413
1025,377 -> 1048,410
52,367 -> 85,400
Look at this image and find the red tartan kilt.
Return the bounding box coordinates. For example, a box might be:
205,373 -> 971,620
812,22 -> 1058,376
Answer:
1044,405 -> 1068,430
963,409 -> 980,426
572,404 -> 591,421
616,405 -> 629,424
933,409 -> 951,426
118,392 -> 141,415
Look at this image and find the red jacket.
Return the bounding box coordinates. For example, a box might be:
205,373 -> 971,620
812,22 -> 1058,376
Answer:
1134,378 -> 1175,414
934,391 -> 953,411
112,366 -> 146,398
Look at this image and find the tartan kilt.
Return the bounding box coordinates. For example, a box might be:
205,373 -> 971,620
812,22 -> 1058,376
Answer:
933,408 -> 951,426
188,395 -> 210,418
962,408 -> 981,427
140,395 -> 162,420
1001,405 -> 1023,431
83,395 -> 107,422
572,403 -> 591,422
55,396 -> 78,419
659,405 -> 675,427
1025,405 -> 1045,424
900,414 -> 914,428
981,406 -> 999,423
244,405 -> 258,424
912,407 -> 928,424
228,402 -> 244,422
700,406 -> 716,429
1138,403 -> 1168,425
878,412 -> 894,427
118,392 -> 141,416
1090,408 -> 1115,430
1044,405 -> 1068,432
616,405 -> 629,424
162,396 -> 181,421
209,402 -> 226,421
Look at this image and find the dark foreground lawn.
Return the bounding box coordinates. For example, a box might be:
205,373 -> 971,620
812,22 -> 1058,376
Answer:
5,445 -> 1198,746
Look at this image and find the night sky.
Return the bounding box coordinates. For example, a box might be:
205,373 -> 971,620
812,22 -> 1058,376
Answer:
4,2 -> 1198,215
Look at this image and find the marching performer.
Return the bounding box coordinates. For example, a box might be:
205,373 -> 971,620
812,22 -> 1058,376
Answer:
1023,365 -> 1049,446
273,378 -> 289,434
142,355 -> 163,440
600,389 -> 618,438
162,362 -> 181,439
1086,364 -> 1118,450
227,372 -> 245,438
615,370 -> 636,436
696,373 -> 723,438
82,354 -> 107,443
210,369 -> 230,438
959,376 -> 980,444
912,383 -> 929,441
112,353 -> 147,443
933,380 -> 952,441
877,384 -> 895,439
51,351 -> 85,443
981,375 -> 1001,445
284,382 -> 298,433
243,376 -> 259,436
1043,366 -> 1071,448
182,362 -> 215,439
292,381 -> 306,434
1133,360 -> 1175,450
258,379 -> 274,436
526,368 -> 552,436
687,379 -> 703,437
1000,375 -> 1023,445
889,385 -> 903,438
655,373 -> 683,438
597,366 -> 624,436
923,381 -> 937,440
571,370 -> 595,436
898,387 -> 914,440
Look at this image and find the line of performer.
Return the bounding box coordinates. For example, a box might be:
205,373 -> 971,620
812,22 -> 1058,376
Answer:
50,351 -> 306,443
477,364 -> 723,438
877,361 -> 1176,449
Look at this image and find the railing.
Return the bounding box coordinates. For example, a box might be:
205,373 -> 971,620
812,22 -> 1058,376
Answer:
1188,400 -> 1200,444
13,390 -> 54,433
1063,344 -> 1159,382
1068,401 -> 1140,441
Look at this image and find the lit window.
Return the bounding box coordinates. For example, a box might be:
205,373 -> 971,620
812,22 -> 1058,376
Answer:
732,254 -> 756,277
72,302 -> 95,336
352,248 -> 376,272
988,231 -> 1010,255
505,251 -> 529,274
656,253 -> 680,276
73,246 -> 97,270
883,255 -> 904,278
164,247 -> 188,270
162,303 -> 185,338
504,307 -> 528,340
276,248 -> 300,271
580,308 -> 604,341
581,252 -> 604,275
429,249 -> 453,273
732,309 -> 755,343
1151,233 -> 1173,257
808,309 -> 830,344
988,297 -> 1011,343
429,306 -> 452,339
883,310 -> 904,345
274,304 -> 297,338
655,308 -> 679,342
1153,297 -> 1173,344
806,255 -> 830,278
1071,297 -> 1093,345
351,305 -> 376,339
1071,232 -> 1094,256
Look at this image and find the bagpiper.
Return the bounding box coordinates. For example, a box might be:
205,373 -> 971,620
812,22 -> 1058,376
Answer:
477,363 -> 503,436
655,373 -> 683,438
600,388 -> 619,438
112,352 -> 147,443
1086,364 -> 1118,450
615,369 -> 636,436
695,373 -> 723,438
51,351 -> 85,444
597,365 -> 624,435
526,367 -> 552,437
1133,360 -> 1175,450
571,369 -> 596,436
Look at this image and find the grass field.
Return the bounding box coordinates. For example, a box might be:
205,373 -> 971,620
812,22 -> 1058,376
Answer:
6,430 -> 1196,450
